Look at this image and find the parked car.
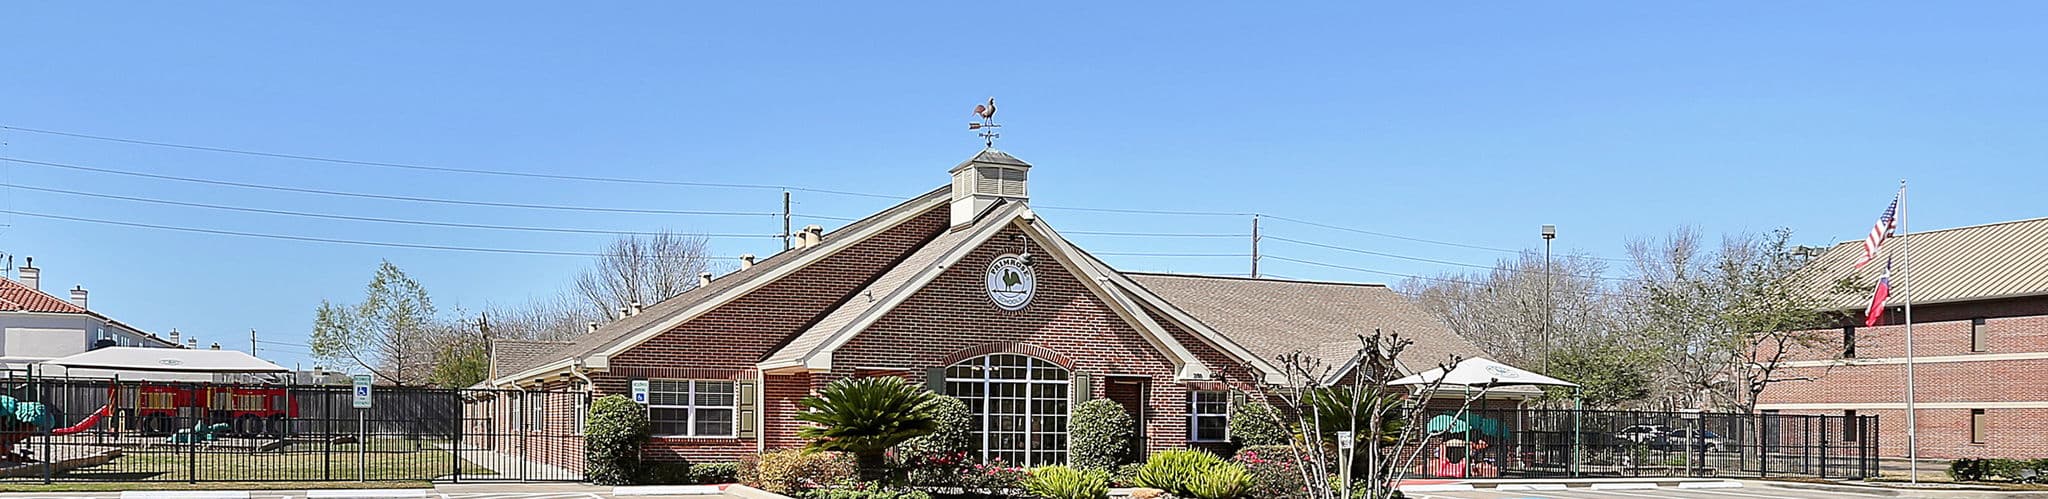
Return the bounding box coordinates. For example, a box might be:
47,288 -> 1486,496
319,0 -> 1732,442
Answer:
1615,424 -> 1671,444
1655,428 -> 1729,451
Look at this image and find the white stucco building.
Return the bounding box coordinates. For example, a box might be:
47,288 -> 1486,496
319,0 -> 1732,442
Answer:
1,258 -> 179,371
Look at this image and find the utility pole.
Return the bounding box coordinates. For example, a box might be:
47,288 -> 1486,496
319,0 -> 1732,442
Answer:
782,191 -> 793,251
1250,214 -> 1262,278
1541,224 -> 1556,374
250,329 -> 258,357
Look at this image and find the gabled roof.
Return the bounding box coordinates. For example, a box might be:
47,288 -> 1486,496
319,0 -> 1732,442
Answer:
1800,216 -> 2048,309
491,339 -> 575,379
759,203 -> 1256,381
1123,273 -> 1489,382
491,186 -> 951,384
0,277 -> 175,348
0,278 -> 87,313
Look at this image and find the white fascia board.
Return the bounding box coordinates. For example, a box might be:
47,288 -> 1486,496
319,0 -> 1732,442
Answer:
1022,216 -> 1212,379
591,195 -> 948,363
795,204 -> 1031,371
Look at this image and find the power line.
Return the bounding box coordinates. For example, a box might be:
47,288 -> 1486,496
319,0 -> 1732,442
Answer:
0,208 -> 744,259
0,157 -> 780,217
1094,252 -> 1250,258
1262,254 -> 1648,300
1063,230 -> 1243,238
0,124 -> 905,200
0,181 -> 782,238
1035,205 -> 1253,217
1263,234 -> 1638,282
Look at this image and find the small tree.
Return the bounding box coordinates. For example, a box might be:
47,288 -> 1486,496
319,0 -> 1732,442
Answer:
310,260 -> 439,386
1069,399 -> 1136,472
1227,399 -> 1291,447
797,377 -> 944,482
1269,330 -> 1461,499
897,395 -> 973,464
586,395 -> 650,485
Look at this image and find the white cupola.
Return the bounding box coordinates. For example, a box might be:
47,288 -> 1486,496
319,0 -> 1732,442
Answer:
949,148 -> 1033,226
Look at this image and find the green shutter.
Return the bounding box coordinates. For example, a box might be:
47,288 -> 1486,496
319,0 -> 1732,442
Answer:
927,367 -> 950,395
737,379 -> 758,439
1070,371 -> 1094,407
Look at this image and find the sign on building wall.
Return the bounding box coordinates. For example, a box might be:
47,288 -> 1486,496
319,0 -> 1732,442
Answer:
351,374 -> 374,409
631,379 -> 650,404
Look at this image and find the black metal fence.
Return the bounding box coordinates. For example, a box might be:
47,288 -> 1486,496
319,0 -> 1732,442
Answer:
1,376 -> 586,483
1404,408 -> 1879,480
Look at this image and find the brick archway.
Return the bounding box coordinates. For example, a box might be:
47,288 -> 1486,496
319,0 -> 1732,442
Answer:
937,341 -> 1077,370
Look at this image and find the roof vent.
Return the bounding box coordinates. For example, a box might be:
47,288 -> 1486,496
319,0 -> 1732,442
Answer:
168,329 -> 181,346
801,225 -> 823,248
630,301 -> 643,315
949,150 -> 1033,226
588,322 -> 600,334
739,254 -> 756,270
698,272 -> 714,287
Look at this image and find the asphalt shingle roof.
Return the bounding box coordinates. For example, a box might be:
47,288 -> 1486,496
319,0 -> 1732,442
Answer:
1124,273 -> 1487,378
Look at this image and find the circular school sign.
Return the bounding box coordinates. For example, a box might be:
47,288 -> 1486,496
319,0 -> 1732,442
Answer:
985,254 -> 1036,311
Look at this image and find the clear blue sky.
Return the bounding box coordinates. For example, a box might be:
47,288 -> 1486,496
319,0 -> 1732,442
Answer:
4,3 -> 2042,371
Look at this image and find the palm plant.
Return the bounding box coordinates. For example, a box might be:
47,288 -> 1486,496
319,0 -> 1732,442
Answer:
797,376 -> 945,482
1305,387 -> 1408,444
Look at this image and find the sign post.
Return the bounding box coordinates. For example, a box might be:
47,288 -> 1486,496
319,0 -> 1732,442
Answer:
1336,430 -> 1355,498
631,380 -> 650,405
352,374 -> 372,481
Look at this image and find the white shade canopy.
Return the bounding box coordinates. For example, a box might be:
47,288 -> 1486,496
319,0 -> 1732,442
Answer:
40,347 -> 289,373
1387,357 -> 1578,388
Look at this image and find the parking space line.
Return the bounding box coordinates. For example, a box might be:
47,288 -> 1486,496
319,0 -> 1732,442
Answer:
1679,487 -> 1876,499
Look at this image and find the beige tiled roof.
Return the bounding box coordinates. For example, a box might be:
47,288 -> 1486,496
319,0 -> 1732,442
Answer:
1124,273 -> 1488,378
1801,216 -> 2048,309
492,339 -> 575,379
494,186 -> 950,381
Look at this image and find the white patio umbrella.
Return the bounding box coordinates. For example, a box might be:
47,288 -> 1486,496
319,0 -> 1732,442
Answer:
1387,357 -> 1578,388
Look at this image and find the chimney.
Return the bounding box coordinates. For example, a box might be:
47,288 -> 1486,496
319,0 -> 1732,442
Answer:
801,225 -> 823,248
168,329 -> 181,346
739,254 -> 756,270
70,286 -> 88,309
210,342 -> 221,350
186,338 -> 198,349
698,272 -> 714,287
948,149 -> 1033,226
17,257 -> 39,290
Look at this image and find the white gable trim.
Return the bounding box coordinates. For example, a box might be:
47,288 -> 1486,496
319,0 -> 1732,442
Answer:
490,194 -> 948,385
761,207 -> 1214,379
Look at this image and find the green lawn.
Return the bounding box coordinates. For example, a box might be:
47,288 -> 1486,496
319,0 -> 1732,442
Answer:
22,439 -> 498,483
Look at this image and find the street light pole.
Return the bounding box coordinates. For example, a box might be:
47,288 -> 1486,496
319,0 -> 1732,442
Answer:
1542,224 -> 1556,374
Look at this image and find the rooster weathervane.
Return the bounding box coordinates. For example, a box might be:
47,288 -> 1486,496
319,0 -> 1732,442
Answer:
968,97 -> 1000,148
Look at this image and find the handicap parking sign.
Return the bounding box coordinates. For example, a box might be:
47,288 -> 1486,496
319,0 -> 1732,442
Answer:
631,380 -> 650,404
352,374 -> 374,409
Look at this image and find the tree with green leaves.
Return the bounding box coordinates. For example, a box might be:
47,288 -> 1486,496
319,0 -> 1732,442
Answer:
796,376 -> 944,482
310,260 -> 440,387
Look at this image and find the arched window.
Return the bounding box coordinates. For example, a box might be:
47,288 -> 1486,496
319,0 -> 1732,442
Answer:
943,353 -> 1070,466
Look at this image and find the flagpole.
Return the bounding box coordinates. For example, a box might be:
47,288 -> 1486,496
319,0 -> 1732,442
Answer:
1900,179 -> 1917,485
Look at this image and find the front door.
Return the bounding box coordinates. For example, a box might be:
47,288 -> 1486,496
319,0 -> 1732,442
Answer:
1105,376 -> 1150,457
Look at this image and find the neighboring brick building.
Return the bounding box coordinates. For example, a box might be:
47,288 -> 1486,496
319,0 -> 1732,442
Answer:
479,147 -> 1513,468
1758,217 -> 2048,459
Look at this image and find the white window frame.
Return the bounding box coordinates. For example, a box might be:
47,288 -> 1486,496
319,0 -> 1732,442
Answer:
648,379 -> 739,438
945,354 -> 1071,466
1189,390 -> 1230,443
530,394 -> 547,432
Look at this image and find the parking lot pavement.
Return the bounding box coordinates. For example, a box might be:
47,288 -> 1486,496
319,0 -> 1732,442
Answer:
0,493 -> 612,499
1403,482 -> 1894,499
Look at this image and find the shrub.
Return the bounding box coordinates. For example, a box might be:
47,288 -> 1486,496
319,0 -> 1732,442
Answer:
689,462 -> 740,484
798,377 -> 946,481
1233,446 -> 1307,499
897,396 -> 974,464
1068,399 -> 1136,472
793,482 -> 934,499
1185,464 -> 1254,499
1109,463 -> 1144,488
638,460 -> 694,485
1227,400 -> 1292,447
1133,449 -> 1230,496
957,460 -> 1029,490
1949,458 -> 1988,482
1021,465 -> 1111,499
743,449 -> 859,494
585,394 -> 651,485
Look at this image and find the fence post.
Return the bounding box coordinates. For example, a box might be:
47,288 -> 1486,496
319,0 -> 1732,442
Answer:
452,389 -> 462,483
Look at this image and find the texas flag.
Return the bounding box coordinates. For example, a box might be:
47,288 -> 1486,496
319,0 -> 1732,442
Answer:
1864,259 -> 1893,327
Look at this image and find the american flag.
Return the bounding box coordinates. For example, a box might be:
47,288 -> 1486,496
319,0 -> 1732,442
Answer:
1864,259 -> 1892,327
1852,191 -> 1900,269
